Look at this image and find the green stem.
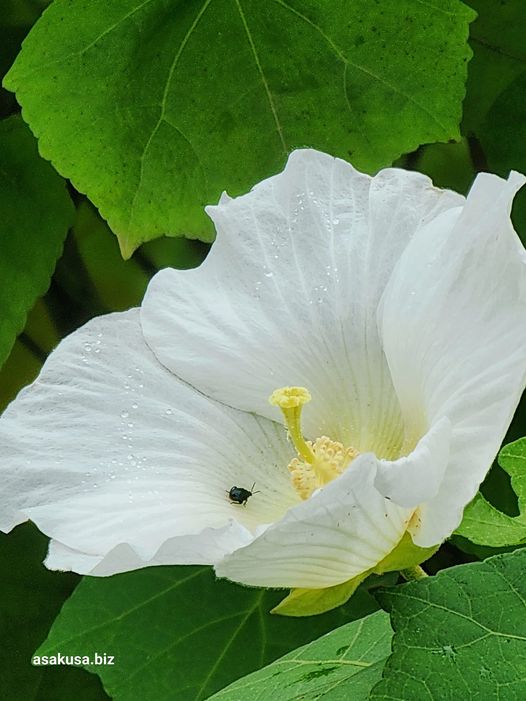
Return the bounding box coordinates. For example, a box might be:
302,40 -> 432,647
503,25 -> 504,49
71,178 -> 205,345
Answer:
400,565 -> 428,581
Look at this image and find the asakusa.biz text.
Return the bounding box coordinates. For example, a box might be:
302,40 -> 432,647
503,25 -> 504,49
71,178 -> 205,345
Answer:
32,653 -> 115,666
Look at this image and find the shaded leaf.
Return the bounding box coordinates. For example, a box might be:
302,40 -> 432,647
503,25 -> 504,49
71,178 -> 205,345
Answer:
461,0 -> 526,243
0,298 -> 58,411
0,115 -> 74,369
456,438 -> 526,547
463,0 -> 526,134
0,524 -> 109,701
0,0 -> 50,117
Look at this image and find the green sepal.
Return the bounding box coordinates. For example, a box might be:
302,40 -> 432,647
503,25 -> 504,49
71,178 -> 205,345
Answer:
272,531 -> 438,617
271,570 -> 370,617
372,531 -> 438,574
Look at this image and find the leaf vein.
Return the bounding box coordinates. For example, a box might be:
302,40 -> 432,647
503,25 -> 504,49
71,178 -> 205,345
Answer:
234,0 -> 288,155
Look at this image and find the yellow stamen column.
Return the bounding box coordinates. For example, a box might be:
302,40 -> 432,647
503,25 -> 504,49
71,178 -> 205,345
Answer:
269,386 -> 359,500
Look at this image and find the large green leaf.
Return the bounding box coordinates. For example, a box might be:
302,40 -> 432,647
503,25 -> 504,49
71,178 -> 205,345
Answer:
456,438 -> 526,547
371,549 -> 526,700
207,610 -> 392,701
0,115 -> 74,370
37,565 -> 382,701
0,524 -> 109,701
4,0 -> 475,256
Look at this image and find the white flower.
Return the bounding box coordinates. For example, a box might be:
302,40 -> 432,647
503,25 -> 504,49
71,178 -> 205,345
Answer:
1,150 -> 526,600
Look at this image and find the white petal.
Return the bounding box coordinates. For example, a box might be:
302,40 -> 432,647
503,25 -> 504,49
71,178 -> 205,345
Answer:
374,417 -> 451,508
380,171 -> 526,546
46,520 -> 255,576
141,149 -> 463,457
215,454 -> 412,589
0,310 -> 298,573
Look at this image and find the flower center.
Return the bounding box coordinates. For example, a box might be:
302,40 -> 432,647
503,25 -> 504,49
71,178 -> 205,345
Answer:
269,386 -> 360,499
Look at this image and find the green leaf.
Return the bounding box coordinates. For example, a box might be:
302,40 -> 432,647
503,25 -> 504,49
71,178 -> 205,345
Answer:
73,202 -> 150,311
4,0 -> 475,256
463,0 -> 526,135
0,298 -> 59,411
461,0 -> 526,243
73,201 -> 208,312
0,115 -> 74,369
38,565 -> 382,701
371,549 -> 526,701
273,532 -> 437,617
271,572 -> 370,617
456,438 -> 526,547
0,0 -> 50,118
207,610 -> 392,701
0,524 -> 109,701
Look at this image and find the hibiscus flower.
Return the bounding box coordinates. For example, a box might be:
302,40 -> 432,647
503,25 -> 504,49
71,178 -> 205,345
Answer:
2,150 -> 525,614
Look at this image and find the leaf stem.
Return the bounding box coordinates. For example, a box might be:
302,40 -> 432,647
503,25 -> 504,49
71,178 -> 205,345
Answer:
400,565 -> 428,581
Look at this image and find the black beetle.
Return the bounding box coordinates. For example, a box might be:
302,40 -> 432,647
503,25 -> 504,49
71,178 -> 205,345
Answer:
227,482 -> 260,506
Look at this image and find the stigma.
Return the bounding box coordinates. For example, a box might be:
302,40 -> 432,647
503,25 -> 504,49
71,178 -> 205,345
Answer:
269,386 -> 359,499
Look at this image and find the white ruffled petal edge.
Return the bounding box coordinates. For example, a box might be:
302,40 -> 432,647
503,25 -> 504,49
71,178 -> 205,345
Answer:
46,521 -> 255,576
141,149 -> 463,458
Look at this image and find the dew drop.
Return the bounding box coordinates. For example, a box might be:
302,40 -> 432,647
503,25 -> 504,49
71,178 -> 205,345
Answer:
120,411 -> 129,419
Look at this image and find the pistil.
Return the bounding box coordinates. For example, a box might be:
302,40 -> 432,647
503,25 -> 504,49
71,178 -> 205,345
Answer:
269,386 -> 360,499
